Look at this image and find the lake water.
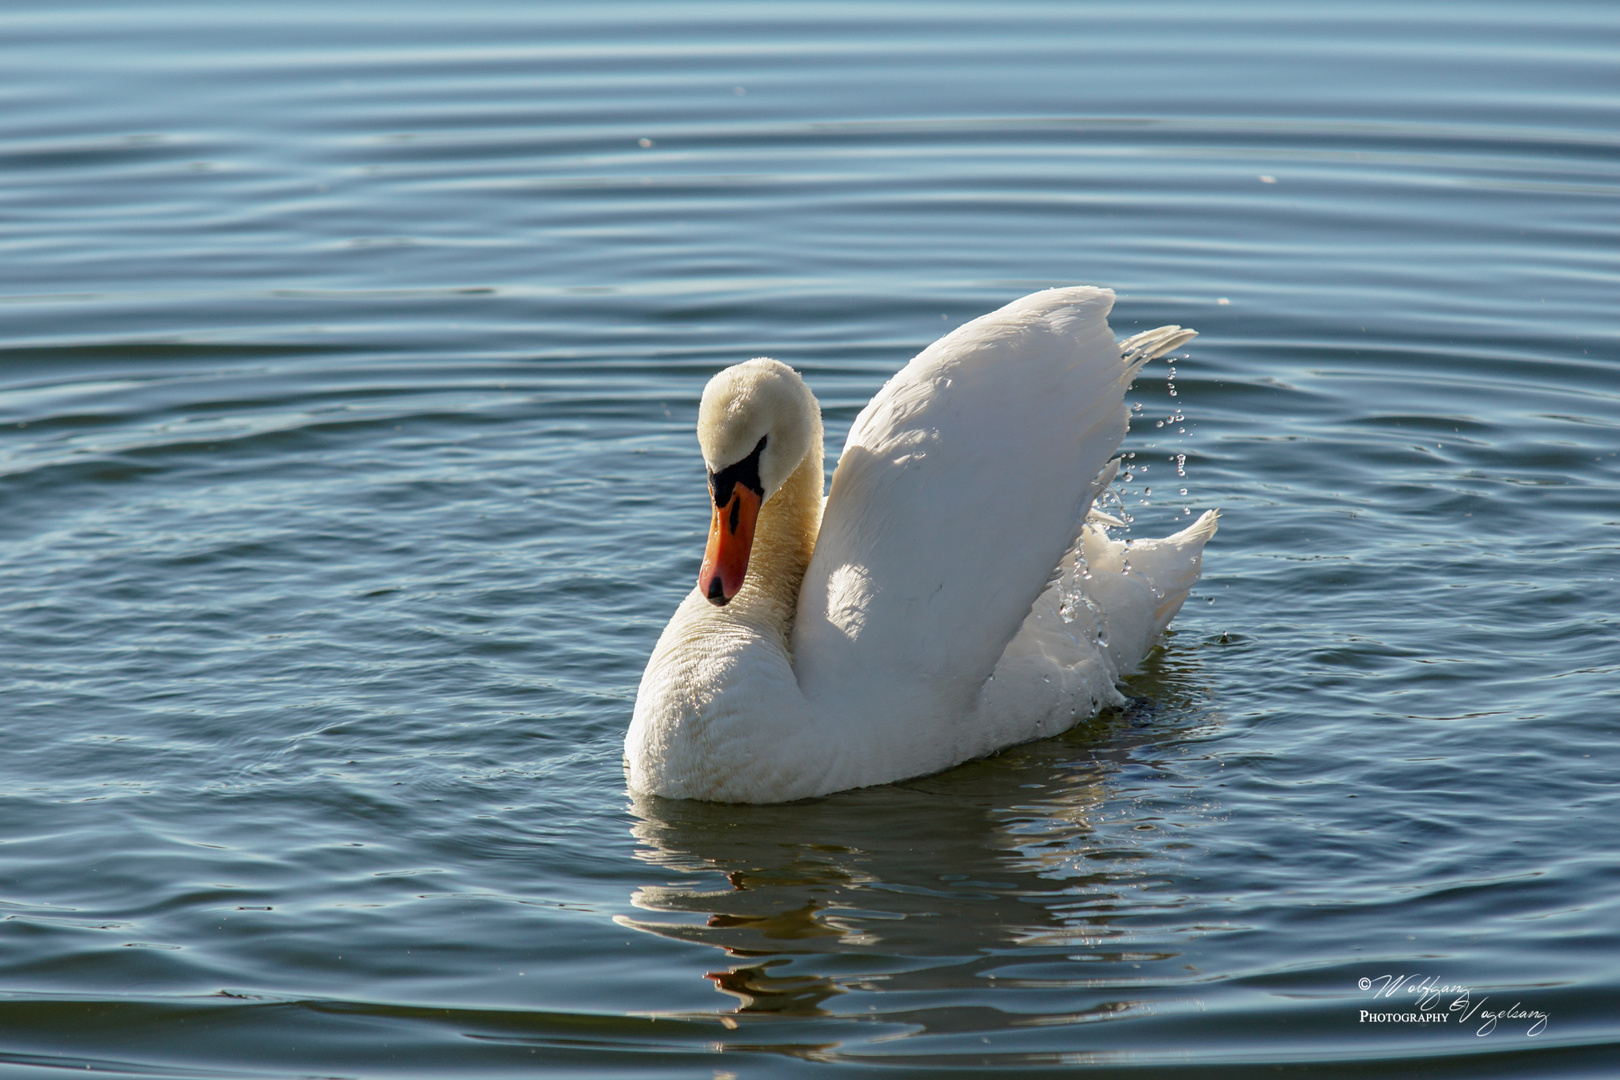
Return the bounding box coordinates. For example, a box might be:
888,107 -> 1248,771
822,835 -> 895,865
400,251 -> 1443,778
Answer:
2,2 -> 1616,1076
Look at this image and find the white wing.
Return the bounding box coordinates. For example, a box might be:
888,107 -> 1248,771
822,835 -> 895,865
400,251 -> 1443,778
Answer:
792,287 -> 1175,728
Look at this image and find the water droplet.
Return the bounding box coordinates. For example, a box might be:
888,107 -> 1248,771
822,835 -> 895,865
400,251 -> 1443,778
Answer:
1060,552 -> 1091,624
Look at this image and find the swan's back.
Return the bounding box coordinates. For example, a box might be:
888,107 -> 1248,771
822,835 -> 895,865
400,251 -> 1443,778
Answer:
792,288 -> 1153,736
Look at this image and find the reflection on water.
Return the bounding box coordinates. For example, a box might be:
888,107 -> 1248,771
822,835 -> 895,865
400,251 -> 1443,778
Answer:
620,643 -> 1226,1041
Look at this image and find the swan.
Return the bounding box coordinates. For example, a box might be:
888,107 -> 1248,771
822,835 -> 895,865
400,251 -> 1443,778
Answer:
627,287 -> 1218,803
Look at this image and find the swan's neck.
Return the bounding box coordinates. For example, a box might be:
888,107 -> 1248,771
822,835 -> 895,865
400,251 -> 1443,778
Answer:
729,436 -> 823,644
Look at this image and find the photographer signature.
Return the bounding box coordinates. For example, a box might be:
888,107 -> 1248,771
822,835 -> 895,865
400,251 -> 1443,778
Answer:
1358,974 -> 1548,1036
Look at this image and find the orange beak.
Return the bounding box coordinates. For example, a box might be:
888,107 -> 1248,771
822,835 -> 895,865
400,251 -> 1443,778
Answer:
699,484 -> 762,605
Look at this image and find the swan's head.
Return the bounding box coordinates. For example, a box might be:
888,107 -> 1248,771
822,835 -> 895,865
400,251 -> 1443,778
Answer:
695,358 -> 819,606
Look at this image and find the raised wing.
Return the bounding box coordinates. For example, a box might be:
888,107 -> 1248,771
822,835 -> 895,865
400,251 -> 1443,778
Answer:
791,288 -> 1179,728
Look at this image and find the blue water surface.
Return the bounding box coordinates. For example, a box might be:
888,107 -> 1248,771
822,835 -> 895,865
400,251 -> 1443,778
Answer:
1,2 -> 1616,1076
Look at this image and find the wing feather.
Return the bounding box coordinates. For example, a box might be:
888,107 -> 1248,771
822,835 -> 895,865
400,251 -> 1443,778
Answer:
792,287 -> 1156,725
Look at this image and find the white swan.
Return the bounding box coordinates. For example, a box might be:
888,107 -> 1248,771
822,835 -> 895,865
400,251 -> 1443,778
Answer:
627,287 -> 1217,803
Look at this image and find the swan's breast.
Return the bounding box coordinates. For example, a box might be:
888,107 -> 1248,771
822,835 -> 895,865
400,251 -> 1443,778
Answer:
626,594 -> 827,802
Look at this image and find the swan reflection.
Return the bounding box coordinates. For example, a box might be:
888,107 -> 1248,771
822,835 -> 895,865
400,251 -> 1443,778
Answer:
620,661 -> 1221,1032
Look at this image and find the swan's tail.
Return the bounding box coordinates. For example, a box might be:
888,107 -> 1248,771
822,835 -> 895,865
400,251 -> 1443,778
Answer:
1132,510 -> 1219,633
1078,509 -> 1219,675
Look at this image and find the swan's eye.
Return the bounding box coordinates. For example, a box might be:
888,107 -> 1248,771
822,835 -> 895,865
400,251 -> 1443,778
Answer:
708,434 -> 768,508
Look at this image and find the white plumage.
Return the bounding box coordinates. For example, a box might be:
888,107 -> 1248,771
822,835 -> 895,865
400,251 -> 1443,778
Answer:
627,287 -> 1218,802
